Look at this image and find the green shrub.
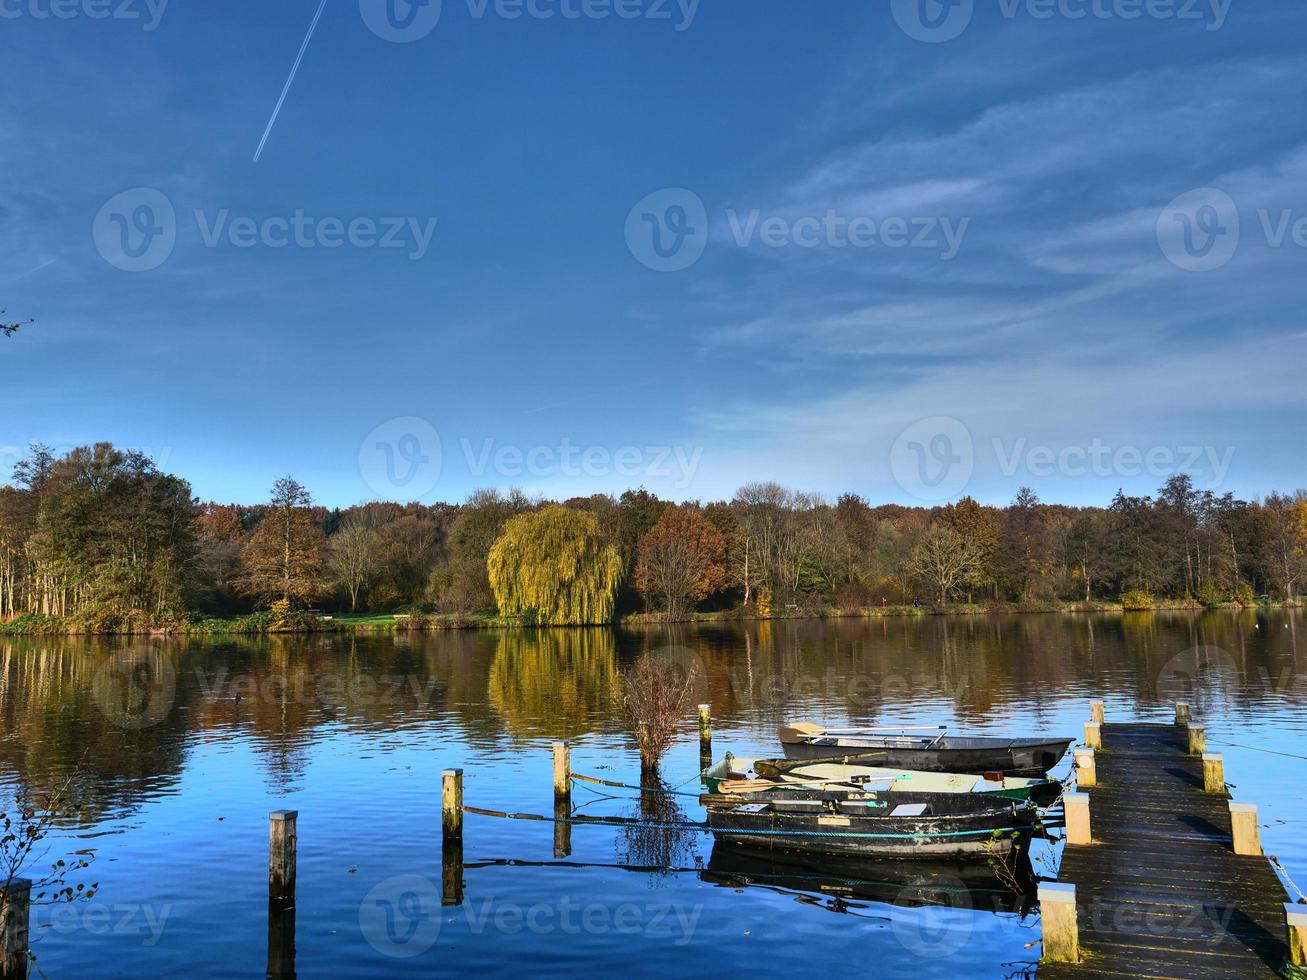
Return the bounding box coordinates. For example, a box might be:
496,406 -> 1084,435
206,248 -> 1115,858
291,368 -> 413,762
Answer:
1196,582 -> 1225,607
1120,589 -> 1156,611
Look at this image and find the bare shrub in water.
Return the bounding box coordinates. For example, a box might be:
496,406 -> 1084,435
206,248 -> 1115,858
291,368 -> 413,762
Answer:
623,655 -> 696,773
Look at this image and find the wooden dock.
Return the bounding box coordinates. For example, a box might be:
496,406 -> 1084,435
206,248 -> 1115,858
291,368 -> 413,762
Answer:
1039,720 -> 1298,979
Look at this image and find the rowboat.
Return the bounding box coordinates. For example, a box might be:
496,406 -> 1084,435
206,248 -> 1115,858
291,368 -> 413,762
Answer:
779,722 -> 1073,777
704,792 -> 1036,860
702,754 -> 1064,807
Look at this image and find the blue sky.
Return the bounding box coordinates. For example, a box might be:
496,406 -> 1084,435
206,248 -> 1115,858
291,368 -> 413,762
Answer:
2,0 -> 1304,508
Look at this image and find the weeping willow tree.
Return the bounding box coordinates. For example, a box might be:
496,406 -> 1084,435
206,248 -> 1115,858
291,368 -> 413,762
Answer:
487,506 -> 622,625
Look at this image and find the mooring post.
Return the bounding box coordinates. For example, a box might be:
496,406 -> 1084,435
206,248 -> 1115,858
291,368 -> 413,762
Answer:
698,704 -> 712,748
1073,747 -> 1097,788
1090,700 -> 1105,724
1084,720 -> 1102,751
442,768 -> 463,842
1187,723 -> 1206,755
1,878 -> 30,980
1175,702 -> 1191,727
1202,753 -> 1226,794
553,741 -> 570,804
268,811 -> 298,900
1038,882 -> 1080,963
1286,904 -> 1307,968
1064,792 -> 1092,845
266,893 -> 296,980
1229,802 -> 1262,856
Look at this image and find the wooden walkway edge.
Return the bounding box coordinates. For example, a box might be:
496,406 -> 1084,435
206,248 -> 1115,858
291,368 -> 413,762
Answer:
1039,720 -> 1298,979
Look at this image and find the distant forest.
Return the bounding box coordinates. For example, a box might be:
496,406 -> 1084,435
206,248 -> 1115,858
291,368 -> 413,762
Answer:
1,442 -> 1304,631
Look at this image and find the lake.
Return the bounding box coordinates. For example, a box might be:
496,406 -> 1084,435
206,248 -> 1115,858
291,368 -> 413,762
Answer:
2,611 -> 1304,978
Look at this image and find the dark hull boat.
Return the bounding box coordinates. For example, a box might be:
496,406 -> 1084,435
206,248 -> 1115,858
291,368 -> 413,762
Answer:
779,723 -> 1072,777
704,793 -> 1037,861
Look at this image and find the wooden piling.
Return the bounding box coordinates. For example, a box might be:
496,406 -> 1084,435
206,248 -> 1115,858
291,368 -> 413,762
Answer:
1064,792 -> 1092,845
1073,747 -> 1097,788
553,798 -> 572,860
268,811 -> 298,899
553,741 -> 570,804
1229,801 -> 1261,856
0,878 -> 30,980
266,895 -> 296,980
1084,720 -> 1102,750
442,768 -> 463,841
1038,882 -> 1079,963
1187,723 -> 1206,755
698,704 -> 712,746
1090,700 -> 1105,723
1175,701 -> 1191,727
1286,904 -> 1307,968
1202,752 -> 1226,794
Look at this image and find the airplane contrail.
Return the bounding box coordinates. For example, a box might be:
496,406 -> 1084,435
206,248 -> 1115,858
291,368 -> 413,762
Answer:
253,0 -> 330,163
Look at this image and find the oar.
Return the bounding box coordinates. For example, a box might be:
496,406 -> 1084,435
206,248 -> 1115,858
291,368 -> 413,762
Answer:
718,775 -> 896,794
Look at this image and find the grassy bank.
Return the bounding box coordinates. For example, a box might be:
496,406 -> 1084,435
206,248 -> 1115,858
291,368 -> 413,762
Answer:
2,596 -> 1293,636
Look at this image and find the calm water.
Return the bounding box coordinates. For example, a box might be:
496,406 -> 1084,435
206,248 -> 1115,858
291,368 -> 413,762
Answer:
2,611 -> 1305,978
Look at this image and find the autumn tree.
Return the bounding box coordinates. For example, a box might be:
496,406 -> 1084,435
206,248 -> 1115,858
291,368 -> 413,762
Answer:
236,476 -> 328,608
487,505 -> 622,625
329,511 -> 385,612
1262,493 -> 1307,601
427,488 -> 530,613
635,505 -> 727,618
909,526 -> 982,605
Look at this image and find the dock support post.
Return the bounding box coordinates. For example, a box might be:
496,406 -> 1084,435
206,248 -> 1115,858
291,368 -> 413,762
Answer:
442,769 -> 463,842
1065,792 -> 1092,845
553,742 -> 570,804
1038,882 -> 1079,963
269,811 -> 298,900
266,893 -> 296,980
1090,700 -> 1105,723
1084,720 -> 1102,751
1073,747 -> 1097,788
1202,753 -> 1226,794
1187,723 -> 1206,755
1175,702 -> 1191,727
698,704 -> 712,749
1,878 -> 30,980
1286,904 -> 1307,968
1229,802 -> 1261,856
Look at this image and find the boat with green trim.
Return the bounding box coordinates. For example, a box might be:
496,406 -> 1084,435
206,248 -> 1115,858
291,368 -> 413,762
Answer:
703,754 -> 1063,807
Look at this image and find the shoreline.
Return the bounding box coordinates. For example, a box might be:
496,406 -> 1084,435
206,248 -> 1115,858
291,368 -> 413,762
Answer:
0,599 -> 1295,637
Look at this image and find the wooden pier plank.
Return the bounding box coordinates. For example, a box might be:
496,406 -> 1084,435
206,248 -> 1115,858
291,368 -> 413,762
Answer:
1038,722 -> 1290,979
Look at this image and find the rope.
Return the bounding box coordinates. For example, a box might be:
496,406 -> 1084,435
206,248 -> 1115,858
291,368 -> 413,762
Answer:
569,772 -> 701,799
1270,855 -> 1307,904
1221,742 -> 1307,763
463,804 -> 1022,841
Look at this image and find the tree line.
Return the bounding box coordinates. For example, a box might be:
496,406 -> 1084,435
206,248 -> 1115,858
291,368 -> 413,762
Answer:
1,442 -> 1304,629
